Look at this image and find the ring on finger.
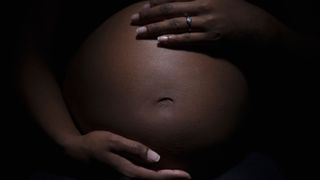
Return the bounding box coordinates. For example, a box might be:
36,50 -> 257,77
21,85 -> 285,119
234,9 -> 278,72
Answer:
185,15 -> 192,32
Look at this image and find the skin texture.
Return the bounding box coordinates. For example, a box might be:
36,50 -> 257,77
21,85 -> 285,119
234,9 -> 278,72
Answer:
131,0 -> 297,50
19,1 -> 192,178
63,1 -> 248,177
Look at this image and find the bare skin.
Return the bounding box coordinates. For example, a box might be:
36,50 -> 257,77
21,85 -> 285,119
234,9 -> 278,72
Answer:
18,0 -> 191,179
17,1 -> 318,179
131,0 -> 299,50
63,1 -> 248,178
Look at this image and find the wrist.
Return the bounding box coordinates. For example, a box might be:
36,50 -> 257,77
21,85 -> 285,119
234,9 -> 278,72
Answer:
61,134 -> 90,161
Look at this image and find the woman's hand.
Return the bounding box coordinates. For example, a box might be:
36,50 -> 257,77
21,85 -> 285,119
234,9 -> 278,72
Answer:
63,131 -> 191,179
131,0 -> 288,47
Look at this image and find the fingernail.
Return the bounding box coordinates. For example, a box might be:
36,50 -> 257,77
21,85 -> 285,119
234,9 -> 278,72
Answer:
157,36 -> 169,42
184,174 -> 192,179
131,13 -> 140,21
147,149 -> 160,162
136,26 -> 147,34
186,173 -> 192,179
174,170 -> 192,179
143,3 -> 150,9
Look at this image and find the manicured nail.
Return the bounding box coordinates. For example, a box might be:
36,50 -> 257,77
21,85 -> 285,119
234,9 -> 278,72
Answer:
183,172 -> 192,179
143,3 -> 151,9
181,173 -> 192,179
136,26 -> 147,34
157,36 -> 169,42
131,13 -> 140,21
147,149 -> 160,162
159,170 -> 192,179
173,170 -> 192,179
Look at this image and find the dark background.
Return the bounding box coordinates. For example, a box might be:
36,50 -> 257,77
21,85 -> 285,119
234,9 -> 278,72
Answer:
5,0 -> 319,179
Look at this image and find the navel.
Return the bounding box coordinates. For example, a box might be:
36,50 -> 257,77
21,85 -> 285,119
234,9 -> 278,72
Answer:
157,97 -> 174,107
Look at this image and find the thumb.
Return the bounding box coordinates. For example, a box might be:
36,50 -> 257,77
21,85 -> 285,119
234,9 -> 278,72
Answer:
109,134 -> 160,163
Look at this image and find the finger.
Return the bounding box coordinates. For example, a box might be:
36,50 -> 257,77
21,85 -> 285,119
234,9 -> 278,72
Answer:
136,16 -> 204,38
131,1 -> 197,25
157,32 -> 221,45
108,133 -> 160,163
158,170 -> 192,179
148,0 -> 195,8
105,153 -> 191,179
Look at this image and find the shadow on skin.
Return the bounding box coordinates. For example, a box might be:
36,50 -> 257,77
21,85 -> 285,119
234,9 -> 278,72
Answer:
63,2 -> 249,179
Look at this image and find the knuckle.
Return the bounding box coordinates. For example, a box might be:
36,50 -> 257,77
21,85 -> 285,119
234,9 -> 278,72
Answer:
107,133 -> 118,144
123,168 -> 137,178
139,9 -> 149,20
205,15 -> 215,24
182,34 -> 192,41
150,0 -> 159,6
198,2 -> 211,12
133,143 -> 147,156
146,23 -> 160,33
168,19 -> 182,30
159,4 -> 174,16
103,131 -> 113,137
211,32 -> 222,40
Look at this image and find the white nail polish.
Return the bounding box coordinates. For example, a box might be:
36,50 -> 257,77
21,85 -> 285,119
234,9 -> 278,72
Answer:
174,170 -> 192,179
131,13 -> 140,21
136,26 -> 147,34
147,149 -> 160,162
157,36 -> 169,42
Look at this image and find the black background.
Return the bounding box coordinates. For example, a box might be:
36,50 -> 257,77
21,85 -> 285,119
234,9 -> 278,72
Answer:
5,0 -> 319,179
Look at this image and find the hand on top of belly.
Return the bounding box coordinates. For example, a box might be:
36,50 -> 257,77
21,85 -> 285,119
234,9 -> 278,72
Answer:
131,0 -> 285,48
63,131 -> 191,179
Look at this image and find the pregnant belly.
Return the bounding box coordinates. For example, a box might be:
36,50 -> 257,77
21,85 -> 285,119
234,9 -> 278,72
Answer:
63,2 -> 248,171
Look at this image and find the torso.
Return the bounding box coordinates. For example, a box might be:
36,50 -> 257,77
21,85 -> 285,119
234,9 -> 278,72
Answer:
63,1 -> 248,173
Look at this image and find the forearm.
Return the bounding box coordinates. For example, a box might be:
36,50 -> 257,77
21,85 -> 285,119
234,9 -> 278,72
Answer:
17,50 -> 81,148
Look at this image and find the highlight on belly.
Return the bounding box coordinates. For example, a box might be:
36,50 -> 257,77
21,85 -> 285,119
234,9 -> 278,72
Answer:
63,1 -> 248,173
